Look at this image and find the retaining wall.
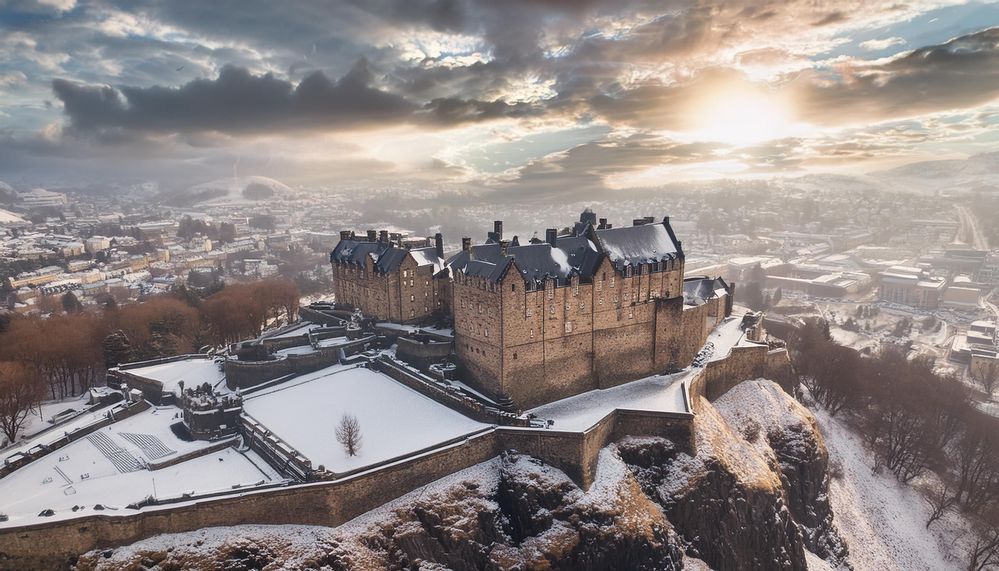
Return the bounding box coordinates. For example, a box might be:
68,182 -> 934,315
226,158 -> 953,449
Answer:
224,336 -> 376,389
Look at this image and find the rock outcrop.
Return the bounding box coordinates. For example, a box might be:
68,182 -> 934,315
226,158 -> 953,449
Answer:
77,452 -> 685,570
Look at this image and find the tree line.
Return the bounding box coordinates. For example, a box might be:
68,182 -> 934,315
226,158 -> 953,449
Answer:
789,318 -> 999,569
0,278 -> 299,445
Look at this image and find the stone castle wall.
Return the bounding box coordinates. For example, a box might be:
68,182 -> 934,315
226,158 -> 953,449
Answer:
454,258 -> 727,409
0,345 -> 783,570
223,335 -> 376,389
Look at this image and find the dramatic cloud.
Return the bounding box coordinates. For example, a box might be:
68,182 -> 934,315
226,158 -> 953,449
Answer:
0,0 -> 996,193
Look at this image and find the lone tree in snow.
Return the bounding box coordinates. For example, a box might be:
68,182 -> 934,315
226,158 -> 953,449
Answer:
335,413 -> 362,457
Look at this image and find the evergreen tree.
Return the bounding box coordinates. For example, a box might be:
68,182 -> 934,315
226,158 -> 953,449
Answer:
61,291 -> 83,314
102,330 -> 133,368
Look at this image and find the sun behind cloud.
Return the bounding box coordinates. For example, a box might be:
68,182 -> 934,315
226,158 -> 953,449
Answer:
688,84 -> 796,146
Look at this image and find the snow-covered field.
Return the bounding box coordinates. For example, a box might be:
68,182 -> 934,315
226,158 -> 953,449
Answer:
124,358 -> 226,396
242,365 -> 488,473
0,407 -> 280,526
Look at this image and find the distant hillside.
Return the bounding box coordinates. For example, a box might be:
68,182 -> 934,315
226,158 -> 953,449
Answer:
0,180 -> 16,205
868,152 -> 999,194
163,176 -> 294,207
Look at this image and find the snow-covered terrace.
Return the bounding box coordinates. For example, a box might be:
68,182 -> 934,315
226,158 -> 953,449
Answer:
271,336 -> 353,357
122,357 -> 226,397
262,322 -> 323,340
242,365 -> 489,475
529,371 -> 693,431
0,407 -> 281,527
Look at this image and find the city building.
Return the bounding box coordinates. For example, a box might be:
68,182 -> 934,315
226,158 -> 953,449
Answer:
877,265 -> 946,309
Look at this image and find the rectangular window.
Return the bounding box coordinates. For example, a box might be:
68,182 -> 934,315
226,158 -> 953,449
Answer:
565,321 -> 573,333
609,276 -> 615,288
410,294 -> 415,302
526,307 -> 533,318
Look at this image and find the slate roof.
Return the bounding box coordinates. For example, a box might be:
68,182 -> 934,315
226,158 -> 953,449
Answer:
331,239 -> 442,273
683,277 -> 729,306
595,222 -> 681,271
448,218 -> 685,286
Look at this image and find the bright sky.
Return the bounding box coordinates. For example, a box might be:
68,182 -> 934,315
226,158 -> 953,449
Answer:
0,0 -> 997,196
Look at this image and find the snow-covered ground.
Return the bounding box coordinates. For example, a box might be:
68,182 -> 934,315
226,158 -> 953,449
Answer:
528,371 -> 691,431
704,315 -> 749,362
12,392 -> 93,443
242,365 -> 488,473
2,399 -> 134,459
812,403 -> 974,570
124,358 -> 226,397
264,322 -> 322,340
0,407 -> 281,526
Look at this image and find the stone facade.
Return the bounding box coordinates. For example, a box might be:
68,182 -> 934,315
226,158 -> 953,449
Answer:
449,213 -> 731,409
330,231 -> 445,323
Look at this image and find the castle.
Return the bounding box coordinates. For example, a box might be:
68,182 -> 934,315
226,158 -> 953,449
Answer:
332,209 -> 733,409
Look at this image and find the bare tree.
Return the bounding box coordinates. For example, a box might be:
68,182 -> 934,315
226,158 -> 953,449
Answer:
335,413 -> 362,457
967,514 -> 999,571
972,360 -> 999,399
923,479 -> 958,529
0,362 -> 45,444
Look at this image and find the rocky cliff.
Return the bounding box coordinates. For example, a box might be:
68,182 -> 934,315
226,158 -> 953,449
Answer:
76,379 -> 844,571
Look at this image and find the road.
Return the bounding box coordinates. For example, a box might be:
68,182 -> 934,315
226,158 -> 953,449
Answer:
954,205 -> 989,251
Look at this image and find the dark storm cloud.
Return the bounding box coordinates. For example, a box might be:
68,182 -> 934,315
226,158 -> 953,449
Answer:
52,60 -> 535,134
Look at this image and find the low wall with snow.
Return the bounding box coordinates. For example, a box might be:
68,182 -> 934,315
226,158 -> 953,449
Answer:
395,336 -> 452,366
224,336 -> 376,389
688,344 -> 792,406
496,404 -> 692,488
0,431 -> 499,570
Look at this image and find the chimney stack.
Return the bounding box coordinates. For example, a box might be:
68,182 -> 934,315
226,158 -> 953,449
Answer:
500,240 -> 509,255
633,218 -> 645,226
434,233 -> 444,259
598,218 -> 607,229
379,229 -> 389,243
366,229 -> 377,241
644,216 -> 655,224
339,230 -> 351,241
494,220 -> 503,240
461,237 -> 471,251
546,228 -> 557,247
